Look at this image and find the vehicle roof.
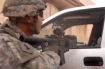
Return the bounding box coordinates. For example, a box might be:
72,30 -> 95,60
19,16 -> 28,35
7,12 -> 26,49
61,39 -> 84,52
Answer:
40,5 -> 105,48
43,5 -> 105,24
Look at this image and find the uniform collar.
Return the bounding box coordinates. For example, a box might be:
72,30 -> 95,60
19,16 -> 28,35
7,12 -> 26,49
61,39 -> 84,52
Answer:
1,20 -> 26,39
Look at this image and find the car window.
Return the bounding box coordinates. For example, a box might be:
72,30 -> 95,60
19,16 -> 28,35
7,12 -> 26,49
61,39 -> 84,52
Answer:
39,8 -> 105,48
39,21 -> 103,48
65,24 -> 93,45
39,24 -> 93,45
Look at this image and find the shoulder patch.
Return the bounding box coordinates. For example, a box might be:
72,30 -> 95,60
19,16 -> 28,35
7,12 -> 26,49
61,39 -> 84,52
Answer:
18,42 -> 34,54
14,42 -> 40,63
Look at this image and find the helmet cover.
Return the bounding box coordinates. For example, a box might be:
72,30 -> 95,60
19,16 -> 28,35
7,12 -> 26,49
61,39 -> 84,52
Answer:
2,0 -> 46,17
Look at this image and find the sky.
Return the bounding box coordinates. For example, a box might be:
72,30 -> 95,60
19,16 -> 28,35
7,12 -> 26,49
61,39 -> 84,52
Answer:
92,0 -> 105,6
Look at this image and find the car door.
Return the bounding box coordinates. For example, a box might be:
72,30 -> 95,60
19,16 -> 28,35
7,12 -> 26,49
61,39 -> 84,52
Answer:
39,6 -> 105,69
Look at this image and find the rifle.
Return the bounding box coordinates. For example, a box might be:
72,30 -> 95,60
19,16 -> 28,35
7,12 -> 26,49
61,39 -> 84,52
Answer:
19,28 -> 77,65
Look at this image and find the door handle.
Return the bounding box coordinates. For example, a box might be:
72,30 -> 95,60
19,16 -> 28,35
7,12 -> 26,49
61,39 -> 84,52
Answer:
84,57 -> 103,66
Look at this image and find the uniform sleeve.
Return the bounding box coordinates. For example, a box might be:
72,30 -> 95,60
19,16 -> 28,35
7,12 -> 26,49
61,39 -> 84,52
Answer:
24,51 -> 60,69
0,35 -> 60,69
7,41 -> 60,69
0,40 -> 21,69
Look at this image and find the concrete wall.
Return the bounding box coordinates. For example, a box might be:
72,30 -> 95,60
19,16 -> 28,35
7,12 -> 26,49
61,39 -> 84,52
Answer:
44,3 -> 59,19
79,0 -> 94,5
0,0 -> 8,24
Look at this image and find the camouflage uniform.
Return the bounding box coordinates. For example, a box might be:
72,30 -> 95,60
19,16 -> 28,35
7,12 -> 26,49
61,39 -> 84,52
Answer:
0,0 -> 60,69
0,20 -> 60,69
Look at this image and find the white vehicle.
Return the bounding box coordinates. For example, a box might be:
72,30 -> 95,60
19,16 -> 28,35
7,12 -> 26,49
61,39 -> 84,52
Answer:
39,5 -> 105,69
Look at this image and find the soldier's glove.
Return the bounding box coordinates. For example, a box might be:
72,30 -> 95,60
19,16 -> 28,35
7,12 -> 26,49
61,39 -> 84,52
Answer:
42,43 -> 65,65
42,45 -> 61,55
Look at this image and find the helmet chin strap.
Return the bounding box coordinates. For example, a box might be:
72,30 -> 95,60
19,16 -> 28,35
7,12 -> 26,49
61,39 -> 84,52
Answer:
32,25 -> 39,34
19,16 -> 39,35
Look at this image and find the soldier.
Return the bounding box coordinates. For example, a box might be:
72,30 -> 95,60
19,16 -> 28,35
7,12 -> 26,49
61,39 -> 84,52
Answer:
0,0 -> 61,69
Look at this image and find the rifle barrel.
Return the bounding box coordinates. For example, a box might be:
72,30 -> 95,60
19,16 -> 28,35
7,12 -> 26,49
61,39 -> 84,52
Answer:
19,35 -> 57,43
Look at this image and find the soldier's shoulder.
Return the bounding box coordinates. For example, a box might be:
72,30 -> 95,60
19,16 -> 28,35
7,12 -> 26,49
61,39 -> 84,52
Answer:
0,32 -> 18,42
0,33 -> 22,69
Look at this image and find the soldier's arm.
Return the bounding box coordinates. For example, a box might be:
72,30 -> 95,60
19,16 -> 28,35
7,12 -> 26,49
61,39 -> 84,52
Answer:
7,41 -> 60,69
24,51 -> 60,69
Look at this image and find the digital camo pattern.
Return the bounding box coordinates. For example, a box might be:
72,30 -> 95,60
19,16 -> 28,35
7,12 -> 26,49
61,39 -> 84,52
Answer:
0,37 -> 23,69
0,20 -> 60,69
2,0 -> 46,17
24,51 -> 60,69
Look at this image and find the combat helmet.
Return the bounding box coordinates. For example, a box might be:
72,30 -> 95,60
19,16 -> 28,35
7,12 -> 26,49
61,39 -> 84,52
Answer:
2,0 -> 46,17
